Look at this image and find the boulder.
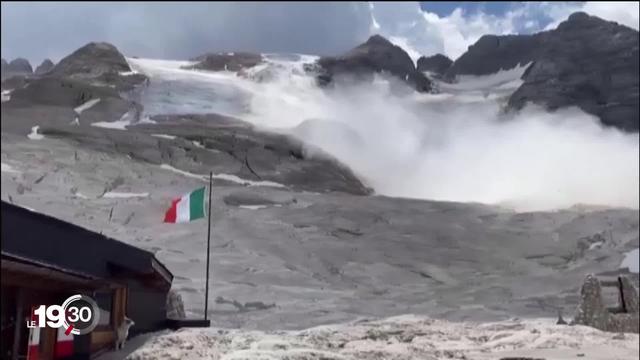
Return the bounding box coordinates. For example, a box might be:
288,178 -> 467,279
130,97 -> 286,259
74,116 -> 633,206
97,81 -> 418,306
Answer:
34,59 -> 55,75
572,274 -> 610,331
312,35 -> 432,93
446,12 -> 639,132
416,54 -> 453,76
185,52 -> 263,72
166,289 -> 186,320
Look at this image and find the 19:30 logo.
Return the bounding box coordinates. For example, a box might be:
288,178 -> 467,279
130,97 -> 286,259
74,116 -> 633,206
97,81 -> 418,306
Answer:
28,294 -> 100,335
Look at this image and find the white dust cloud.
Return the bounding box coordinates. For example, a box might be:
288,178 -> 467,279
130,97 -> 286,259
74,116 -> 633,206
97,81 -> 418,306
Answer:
131,57 -> 640,212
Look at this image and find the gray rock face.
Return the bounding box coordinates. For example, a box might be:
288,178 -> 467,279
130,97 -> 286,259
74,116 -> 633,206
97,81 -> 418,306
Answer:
416,54 -> 453,76
185,52 -> 263,72
312,35 -> 432,93
620,276 -> 639,314
34,59 -> 54,75
572,274 -> 610,330
27,113 -> 371,196
446,12 -> 639,132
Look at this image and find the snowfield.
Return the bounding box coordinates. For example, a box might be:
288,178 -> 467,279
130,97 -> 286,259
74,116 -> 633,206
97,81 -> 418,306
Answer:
126,315 -> 639,360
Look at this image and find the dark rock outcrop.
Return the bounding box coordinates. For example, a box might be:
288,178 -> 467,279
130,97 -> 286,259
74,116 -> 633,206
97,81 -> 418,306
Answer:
48,42 -> 146,91
184,52 -> 263,72
311,35 -> 431,93
51,42 -> 130,78
446,12 -> 639,132
34,59 -> 55,75
416,54 -> 453,77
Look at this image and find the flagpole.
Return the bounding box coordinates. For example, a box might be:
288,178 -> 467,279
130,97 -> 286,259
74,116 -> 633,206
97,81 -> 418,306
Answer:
204,171 -> 213,322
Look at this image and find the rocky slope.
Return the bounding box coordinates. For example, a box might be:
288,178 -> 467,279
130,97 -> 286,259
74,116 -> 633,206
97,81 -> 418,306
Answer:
444,12 -> 639,132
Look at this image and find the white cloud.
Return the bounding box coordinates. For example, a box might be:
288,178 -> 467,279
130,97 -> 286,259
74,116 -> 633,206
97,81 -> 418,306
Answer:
544,1 -> 640,30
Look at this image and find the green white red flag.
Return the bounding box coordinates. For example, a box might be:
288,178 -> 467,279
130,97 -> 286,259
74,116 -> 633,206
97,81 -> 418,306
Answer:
163,187 -> 206,223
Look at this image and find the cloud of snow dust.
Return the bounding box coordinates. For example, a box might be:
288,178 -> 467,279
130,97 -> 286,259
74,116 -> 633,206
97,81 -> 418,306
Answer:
129,57 -> 640,212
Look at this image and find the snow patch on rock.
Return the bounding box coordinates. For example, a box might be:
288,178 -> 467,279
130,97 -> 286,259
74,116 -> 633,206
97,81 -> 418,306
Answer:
74,98 -> 101,114
27,126 -> 44,140
621,248 -> 639,273
1,162 -> 20,174
151,134 -> 177,140
102,191 -> 149,199
91,120 -> 131,130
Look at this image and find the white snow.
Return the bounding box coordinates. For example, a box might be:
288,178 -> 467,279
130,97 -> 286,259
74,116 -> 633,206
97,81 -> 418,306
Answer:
159,164 -> 286,188
91,120 -> 131,130
102,191 -> 149,199
438,62 -> 532,93
27,126 -> 44,140
192,141 -> 205,148
119,70 -> 138,76
126,315 -> 640,360
159,164 -> 207,181
239,205 -> 269,210
139,117 -> 157,124
589,241 -> 604,250
75,192 -> 90,199
151,134 -> 177,140
74,98 -> 101,114
213,173 -> 285,188
1,162 -> 20,174
1,89 -> 11,102
620,248 -> 639,273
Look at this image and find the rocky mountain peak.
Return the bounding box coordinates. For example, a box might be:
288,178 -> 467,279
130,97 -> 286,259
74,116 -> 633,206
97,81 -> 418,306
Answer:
7,58 -> 33,73
50,41 -> 131,78
315,34 -> 431,92
35,59 -> 55,75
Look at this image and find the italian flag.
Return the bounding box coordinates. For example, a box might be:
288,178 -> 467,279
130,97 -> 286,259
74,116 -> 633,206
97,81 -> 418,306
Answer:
164,187 -> 206,223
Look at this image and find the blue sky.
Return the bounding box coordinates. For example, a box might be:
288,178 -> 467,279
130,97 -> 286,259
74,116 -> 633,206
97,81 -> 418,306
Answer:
420,1 -> 514,16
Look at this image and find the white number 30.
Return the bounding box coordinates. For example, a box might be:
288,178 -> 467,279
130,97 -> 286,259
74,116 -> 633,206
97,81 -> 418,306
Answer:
67,306 -> 92,323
